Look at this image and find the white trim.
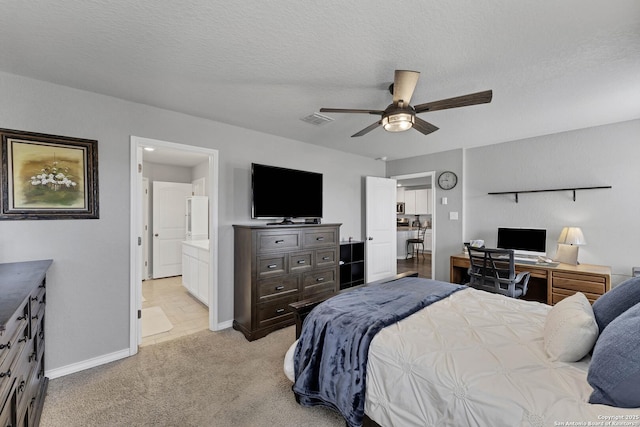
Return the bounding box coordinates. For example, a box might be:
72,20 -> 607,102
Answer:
390,171 -> 437,278
130,136 -> 221,358
216,320 -> 233,330
46,348 -> 130,379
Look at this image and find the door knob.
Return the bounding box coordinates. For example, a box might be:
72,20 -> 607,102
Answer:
154,234 -> 159,237
368,237 -> 373,240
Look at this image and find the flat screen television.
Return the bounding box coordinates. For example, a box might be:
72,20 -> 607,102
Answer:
251,163 -> 323,224
497,227 -> 547,257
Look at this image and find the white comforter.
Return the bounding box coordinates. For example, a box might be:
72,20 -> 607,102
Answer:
286,287 -> 640,426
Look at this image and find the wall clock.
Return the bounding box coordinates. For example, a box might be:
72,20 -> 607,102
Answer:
437,171 -> 458,190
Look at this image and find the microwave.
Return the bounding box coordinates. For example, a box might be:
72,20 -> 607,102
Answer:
396,202 -> 405,214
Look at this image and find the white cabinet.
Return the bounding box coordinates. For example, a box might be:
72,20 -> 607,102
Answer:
181,240 -> 209,306
186,196 -> 208,240
404,189 -> 432,215
396,187 -> 406,203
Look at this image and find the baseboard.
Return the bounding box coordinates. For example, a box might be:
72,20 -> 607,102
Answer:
45,348 -> 130,379
215,319 -> 233,330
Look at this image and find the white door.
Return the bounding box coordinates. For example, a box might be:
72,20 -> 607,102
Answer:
152,181 -> 193,278
365,176 -> 397,282
142,178 -> 150,280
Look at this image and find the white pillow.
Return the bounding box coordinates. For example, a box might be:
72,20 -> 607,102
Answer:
543,292 -> 599,362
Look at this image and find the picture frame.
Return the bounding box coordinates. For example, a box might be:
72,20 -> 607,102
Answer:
1,128 -> 99,220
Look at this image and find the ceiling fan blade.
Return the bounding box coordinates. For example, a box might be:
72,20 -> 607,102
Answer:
412,117 -> 439,135
392,70 -> 420,105
351,121 -> 382,137
320,108 -> 384,115
414,90 -> 493,114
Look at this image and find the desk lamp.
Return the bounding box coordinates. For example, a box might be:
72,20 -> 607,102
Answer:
555,227 -> 586,265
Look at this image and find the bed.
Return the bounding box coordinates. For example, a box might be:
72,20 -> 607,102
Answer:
284,273 -> 640,427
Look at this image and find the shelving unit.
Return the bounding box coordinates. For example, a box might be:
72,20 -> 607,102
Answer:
339,241 -> 365,290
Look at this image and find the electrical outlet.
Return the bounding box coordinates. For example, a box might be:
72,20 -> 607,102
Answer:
449,211 -> 459,220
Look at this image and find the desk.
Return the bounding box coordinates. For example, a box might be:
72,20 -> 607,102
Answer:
450,253 -> 611,305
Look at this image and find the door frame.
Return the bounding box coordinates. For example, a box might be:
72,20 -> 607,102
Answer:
390,171 -> 436,278
129,136 -> 219,355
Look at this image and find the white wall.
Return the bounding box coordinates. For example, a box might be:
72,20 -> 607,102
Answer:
464,119 -> 640,285
0,71 -> 384,372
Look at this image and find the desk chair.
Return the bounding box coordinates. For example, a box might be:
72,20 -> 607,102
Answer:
465,245 -> 531,298
406,225 -> 426,260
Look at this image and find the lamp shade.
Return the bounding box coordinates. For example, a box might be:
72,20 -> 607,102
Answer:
558,227 -> 586,245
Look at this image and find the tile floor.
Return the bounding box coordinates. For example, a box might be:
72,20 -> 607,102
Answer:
141,276 -> 209,347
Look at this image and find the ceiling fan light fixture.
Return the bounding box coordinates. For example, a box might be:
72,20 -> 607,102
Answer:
382,113 -> 414,132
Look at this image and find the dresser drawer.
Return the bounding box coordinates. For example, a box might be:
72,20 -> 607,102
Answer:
290,252 -> 313,273
552,271 -> 607,295
552,288 -> 600,305
0,316 -> 29,374
256,255 -> 286,278
257,232 -> 300,253
303,269 -> 337,295
316,248 -> 337,268
303,229 -> 337,248
256,295 -> 298,329
257,276 -> 299,301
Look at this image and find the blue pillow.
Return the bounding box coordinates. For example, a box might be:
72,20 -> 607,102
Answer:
587,302 -> 640,407
592,276 -> 640,333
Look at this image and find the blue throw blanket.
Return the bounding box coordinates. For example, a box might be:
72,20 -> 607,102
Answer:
292,277 -> 463,427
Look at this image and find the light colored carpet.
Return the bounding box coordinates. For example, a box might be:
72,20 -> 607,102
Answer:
141,306 -> 173,337
40,326 -> 345,427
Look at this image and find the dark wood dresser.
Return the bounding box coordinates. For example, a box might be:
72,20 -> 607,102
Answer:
0,260 -> 52,427
233,224 -> 340,341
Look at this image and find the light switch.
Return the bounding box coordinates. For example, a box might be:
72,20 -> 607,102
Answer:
449,211 -> 459,220
442,197 -> 448,205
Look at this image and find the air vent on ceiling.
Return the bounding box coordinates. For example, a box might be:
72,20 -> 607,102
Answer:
300,112 -> 334,126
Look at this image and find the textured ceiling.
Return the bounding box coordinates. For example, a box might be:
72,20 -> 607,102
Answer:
1,1 -> 639,160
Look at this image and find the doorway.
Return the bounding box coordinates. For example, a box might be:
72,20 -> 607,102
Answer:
391,171 -> 436,279
129,136 -> 219,355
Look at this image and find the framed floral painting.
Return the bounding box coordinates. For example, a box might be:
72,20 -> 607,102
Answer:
1,128 -> 99,219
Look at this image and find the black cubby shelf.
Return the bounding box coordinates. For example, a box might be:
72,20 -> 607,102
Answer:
339,241 -> 365,290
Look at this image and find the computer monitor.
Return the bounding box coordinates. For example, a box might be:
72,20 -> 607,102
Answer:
497,227 -> 547,257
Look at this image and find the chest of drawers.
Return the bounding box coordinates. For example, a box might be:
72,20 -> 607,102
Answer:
1,260 -> 52,427
233,224 -> 340,341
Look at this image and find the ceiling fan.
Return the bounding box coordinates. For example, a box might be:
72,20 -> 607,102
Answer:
320,70 -> 492,137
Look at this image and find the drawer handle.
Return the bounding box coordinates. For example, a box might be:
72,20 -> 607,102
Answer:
297,260 -> 306,264
31,295 -> 39,302
316,237 -> 325,241
16,314 -> 27,321
316,277 -> 325,282
275,239 -> 285,244
0,341 -> 10,350
267,264 -> 278,269
275,286 -> 285,291
32,314 -> 39,321
322,256 -> 330,261
18,336 -> 28,343
39,283 -> 46,289
276,308 -> 285,314
0,369 -> 11,378
29,352 -> 37,363
18,380 -> 26,393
